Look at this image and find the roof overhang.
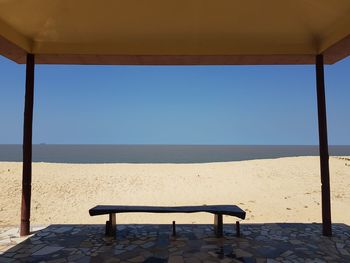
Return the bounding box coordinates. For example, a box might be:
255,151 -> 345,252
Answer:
1,0 -> 350,65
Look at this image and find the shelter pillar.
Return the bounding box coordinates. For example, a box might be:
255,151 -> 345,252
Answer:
315,54 -> 332,236
20,54 -> 35,236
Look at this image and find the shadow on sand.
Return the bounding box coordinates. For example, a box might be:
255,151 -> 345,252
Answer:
0,223 -> 349,262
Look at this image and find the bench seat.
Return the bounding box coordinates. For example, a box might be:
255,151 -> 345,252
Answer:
89,205 -> 246,238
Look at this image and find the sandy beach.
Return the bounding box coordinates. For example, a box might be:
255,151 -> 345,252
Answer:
0,156 -> 349,227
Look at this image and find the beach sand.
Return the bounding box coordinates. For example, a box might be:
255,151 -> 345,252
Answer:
0,156 -> 349,226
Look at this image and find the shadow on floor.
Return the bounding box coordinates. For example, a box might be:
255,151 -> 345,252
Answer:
0,223 -> 349,262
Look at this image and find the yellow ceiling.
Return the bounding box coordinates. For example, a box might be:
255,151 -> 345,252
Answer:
0,0 -> 350,64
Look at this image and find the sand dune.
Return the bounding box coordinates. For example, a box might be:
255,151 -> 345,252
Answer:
0,156 -> 349,226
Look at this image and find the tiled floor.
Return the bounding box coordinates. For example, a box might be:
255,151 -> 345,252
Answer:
0,223 -> 349,262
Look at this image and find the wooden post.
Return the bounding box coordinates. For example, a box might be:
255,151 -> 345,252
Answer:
315,54 -> 332,236
214,214 -> 223,237
105,213 -> 116,237
172,221 -> 176,236
236,221 -> 240,237
20,53 -> 35,236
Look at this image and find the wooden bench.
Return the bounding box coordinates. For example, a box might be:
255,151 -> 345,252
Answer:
89,205 -> 246,238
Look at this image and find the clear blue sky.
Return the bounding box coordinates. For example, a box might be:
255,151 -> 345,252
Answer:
0,55 -> 349,145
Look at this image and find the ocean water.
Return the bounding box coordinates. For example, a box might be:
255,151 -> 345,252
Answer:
0,144 -> 350,163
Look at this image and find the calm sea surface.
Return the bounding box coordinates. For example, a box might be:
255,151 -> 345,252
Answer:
0,145 -> 350,163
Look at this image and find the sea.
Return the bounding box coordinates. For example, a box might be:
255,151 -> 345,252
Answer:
0,144 -> 350,163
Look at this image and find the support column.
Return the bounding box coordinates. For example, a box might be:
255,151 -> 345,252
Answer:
20,53 -> 35,236
214,214 -> 223,237
315,54 -> 332,236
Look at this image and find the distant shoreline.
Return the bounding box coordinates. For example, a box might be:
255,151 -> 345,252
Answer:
1,144 -> 350,163
2,144 -> 350,146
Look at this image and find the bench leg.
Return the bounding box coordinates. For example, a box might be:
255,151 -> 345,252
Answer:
105,213 -> 116,238
172,221 -> 176,236
214,214 -> 223,237
236,221 -> 240,237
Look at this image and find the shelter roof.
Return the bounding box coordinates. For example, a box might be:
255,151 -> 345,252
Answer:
1,0 -> 350,65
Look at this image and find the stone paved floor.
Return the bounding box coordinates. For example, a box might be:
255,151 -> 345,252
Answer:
0,223 -> 349,262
